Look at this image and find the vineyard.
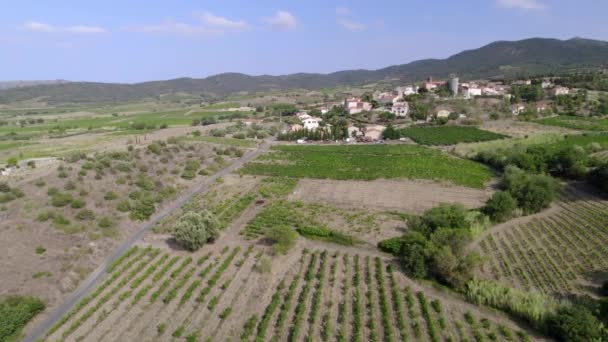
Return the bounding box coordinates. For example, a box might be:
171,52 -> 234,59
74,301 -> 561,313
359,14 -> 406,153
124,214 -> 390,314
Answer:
475,187 -> 608,295
241,145 -> 493,189
44,244 -> 532,341
536,115 -> 608,131
399,126 -> 508,146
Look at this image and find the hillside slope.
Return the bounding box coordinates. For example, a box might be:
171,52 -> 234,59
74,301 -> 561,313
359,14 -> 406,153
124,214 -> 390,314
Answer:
1,37 -> 607,104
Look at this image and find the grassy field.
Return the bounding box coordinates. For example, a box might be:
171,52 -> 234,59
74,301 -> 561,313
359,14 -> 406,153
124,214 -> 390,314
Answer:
399,126 -> 508,146
241,145 -> 493,188
535,115 -> 608,131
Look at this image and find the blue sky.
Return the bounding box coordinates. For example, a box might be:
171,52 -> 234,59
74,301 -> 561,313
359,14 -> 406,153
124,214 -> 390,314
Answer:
1,0 -> 607,83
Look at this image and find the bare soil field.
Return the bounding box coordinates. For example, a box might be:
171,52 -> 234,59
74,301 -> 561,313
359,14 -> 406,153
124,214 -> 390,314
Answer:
289,178 -> 493,214
479,119 -> 576,138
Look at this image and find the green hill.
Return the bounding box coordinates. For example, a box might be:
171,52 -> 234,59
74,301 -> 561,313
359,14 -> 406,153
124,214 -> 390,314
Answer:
1,37 -> 607,104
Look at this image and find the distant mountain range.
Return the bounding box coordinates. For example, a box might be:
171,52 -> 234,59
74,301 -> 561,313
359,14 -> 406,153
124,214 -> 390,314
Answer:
1,37 -> 608,104
0,80 -> 70,90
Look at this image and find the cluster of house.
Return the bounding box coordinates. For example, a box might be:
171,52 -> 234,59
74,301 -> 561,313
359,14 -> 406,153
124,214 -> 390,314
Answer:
289,110 -> 386,142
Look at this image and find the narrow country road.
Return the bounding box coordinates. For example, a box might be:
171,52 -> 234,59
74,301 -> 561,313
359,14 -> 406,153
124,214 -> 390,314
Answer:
23,139 -> 273,342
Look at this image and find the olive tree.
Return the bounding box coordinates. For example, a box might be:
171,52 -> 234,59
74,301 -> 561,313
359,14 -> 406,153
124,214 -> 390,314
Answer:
173,211 -> 219,251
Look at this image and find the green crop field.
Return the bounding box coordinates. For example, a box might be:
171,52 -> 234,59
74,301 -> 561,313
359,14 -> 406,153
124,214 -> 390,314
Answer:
536,115 -> 608,131
241,145 -> 493,188
399,126 -> 508,146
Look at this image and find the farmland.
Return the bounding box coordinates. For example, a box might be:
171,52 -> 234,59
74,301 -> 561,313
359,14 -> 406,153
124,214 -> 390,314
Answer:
241,145 -> 493,188
44,245 -> 532,342
399,126 -> 508,146
535,115 -> 608,131
474,186 -> 608,295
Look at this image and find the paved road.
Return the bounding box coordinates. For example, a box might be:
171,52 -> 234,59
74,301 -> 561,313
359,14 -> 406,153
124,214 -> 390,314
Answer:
23,139 -> 273,342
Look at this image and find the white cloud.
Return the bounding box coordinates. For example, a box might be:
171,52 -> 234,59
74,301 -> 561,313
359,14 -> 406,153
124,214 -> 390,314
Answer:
336,6 -> 351,16
497,0 -> 547,11
337,18 -> 366,31
198,12 -> 248,31
24,21 -> 106,33
263,10 -> 297,31
128,21 -> 220,36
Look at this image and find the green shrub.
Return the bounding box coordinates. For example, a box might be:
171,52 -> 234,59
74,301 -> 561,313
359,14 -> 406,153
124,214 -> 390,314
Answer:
0,182 -> 10,193
70,198 -> 86,209
52,215 -> 70,227
36,211 -> 54,222
98,217 -> 113,228
104,191 -> 118,200
503,166 -> 561,214
76,209 -> 95,221
130,197 -> 156,221
181,170 -> 196,180
377,237 -> 403,255
50,192 -> 73,207
64,181 -> 76,191
265,225 -> 298,255
0,296 -> 45,341
35,246 -> 46,254
35,180 -> 45,187
117,200 -> 131,212
483,191 -> 517,223
147,143 -> 162,155
173,211 -> 219,251
546,305 -> 603,341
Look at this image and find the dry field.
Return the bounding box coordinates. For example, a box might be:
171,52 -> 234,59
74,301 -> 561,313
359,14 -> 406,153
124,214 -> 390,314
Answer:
473,185 -> 608,296
0,139 -> 249,316
289,179 -> 493,214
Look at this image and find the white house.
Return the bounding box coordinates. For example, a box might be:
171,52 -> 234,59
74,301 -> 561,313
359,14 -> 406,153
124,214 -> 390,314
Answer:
391,102 -> 409,117
541,80 -> 554,89
397,85 -> 418,96
436,109 -> 451,118
463,87 -> 482,99
550,86 -> 570,96
302,117 -> 321,130
320,107 -> 329,114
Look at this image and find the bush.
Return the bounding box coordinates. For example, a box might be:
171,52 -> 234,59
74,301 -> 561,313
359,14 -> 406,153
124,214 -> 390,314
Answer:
173,211 -> 219,251
483,191 -> 517,223
410,203 -> 469,237
0,296 -> 45,341
130,197 -> 156,221
503,166 -> 561,214
50,193 -> 73,207
377,237 -> 403,255
70,198 -> 86,209
76,209 -> 95,221
104,191 -> 118,200
147,143 -> 162,155
265,225 -> 298,255
546,305 -> 603,341
98,217 -> 113,228
0,182 -> 10,192
116,200 -> 131,212
181,170 -> 196,180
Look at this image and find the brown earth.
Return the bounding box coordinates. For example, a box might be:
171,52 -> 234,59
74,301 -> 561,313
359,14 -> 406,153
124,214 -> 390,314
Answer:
289,178 -> 493,214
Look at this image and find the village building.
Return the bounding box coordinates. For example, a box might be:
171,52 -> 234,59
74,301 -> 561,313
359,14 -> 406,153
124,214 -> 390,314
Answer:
344,97 -> 373,114
436,109 -> 452,118
302,117 -> 321,130
550,86 -> 570,96
391,102 -> 409,117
